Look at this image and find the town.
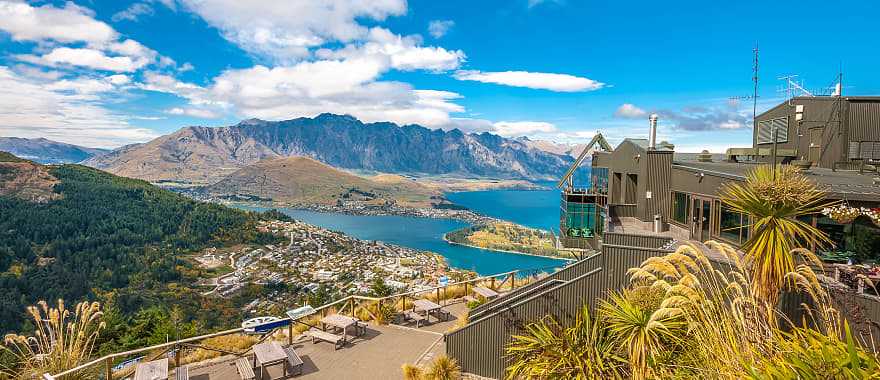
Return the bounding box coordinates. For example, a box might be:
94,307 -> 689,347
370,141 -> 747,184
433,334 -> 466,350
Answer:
193,220 -> 473,316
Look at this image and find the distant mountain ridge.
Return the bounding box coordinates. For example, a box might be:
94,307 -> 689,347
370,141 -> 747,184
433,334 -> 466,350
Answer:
0,137 -> 109,164
84,114 -> 572,184
203,156 -> 441,207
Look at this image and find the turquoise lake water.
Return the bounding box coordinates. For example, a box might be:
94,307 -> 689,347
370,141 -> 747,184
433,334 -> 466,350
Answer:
240,188 -> 566,275
446,187 -> 561,232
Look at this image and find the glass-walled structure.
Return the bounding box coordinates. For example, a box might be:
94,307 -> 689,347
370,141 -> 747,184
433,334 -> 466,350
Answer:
559,167 -> 608,250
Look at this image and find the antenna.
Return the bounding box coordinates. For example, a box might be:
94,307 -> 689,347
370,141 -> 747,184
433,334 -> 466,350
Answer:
777,75 -> 813,104
728,44 -> 760,129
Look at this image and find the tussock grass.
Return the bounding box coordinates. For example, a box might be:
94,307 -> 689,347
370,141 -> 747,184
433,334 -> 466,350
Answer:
1,300 -> 104,380
181,334 -> 258,364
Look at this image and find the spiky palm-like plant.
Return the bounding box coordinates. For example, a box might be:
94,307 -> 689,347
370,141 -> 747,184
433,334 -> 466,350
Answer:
1,300 -> 105,380
599,289 -> 685,380
424,356 -> 461,380
720,164 -> 834,305
402,363 -> 425,380
505,305 -> 627,380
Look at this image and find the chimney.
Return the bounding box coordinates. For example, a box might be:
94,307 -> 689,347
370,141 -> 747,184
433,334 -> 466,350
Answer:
648,114 -> 659,149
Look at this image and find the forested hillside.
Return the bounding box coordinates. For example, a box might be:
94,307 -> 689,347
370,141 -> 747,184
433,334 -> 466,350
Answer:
0,156 -> 288,337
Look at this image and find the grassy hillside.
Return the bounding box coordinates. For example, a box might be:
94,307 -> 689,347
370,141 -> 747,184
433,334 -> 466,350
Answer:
446,222 -> 574,259
205,156 -> 441,207
0,158 -> 288,335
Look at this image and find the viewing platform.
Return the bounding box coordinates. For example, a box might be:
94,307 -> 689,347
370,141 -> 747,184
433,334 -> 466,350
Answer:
184,303 -> 467,379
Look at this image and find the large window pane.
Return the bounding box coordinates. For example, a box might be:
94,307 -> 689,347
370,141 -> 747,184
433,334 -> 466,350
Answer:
672,192 -> 689,224
719,205 -> 742,243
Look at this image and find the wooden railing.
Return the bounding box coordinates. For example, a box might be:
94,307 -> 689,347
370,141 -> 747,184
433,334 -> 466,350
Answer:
43,270 -> 527,380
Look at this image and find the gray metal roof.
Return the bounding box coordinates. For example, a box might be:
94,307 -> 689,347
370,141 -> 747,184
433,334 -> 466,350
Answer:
672,160 -> 880,201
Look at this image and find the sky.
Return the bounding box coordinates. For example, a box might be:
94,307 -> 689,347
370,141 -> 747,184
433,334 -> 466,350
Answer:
0,0 -> 878,151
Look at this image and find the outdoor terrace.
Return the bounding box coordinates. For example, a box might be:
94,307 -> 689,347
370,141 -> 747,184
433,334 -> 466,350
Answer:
183,302 -> 467,380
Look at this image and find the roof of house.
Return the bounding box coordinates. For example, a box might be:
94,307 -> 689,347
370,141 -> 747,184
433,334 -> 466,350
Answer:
672,160 -> 880,201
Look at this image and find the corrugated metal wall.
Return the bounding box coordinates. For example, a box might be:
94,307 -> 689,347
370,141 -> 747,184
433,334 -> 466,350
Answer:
446,240 -> 671,379
848,101 -> 880,141
644,151 -> 673,221
604,232 -> 672,249
610,204 -> 638,218
469,254 -> 603,320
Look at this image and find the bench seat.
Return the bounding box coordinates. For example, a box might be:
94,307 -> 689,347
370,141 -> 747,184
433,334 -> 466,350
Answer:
284,347 -> 304,376
308,329 -> 345,350
234,357 -> 255,380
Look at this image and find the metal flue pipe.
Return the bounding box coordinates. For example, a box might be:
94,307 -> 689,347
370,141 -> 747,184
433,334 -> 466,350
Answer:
648,114 -> 659,149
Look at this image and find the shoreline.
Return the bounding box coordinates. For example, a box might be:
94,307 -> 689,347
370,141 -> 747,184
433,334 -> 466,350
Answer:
442,233 -> 575,262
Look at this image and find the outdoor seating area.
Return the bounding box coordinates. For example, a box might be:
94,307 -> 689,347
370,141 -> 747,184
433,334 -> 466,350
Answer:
835,264 -> 880,296
179,303 -> 466,380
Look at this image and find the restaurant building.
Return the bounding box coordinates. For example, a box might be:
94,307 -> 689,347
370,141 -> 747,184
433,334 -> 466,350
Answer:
559,96 -> 880,262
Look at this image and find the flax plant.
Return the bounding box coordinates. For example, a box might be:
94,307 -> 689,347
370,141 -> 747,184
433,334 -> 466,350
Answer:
1,300 -> 105,380
720,164 -> 834,305
505,305 -> 627,380
599,289 -> 685,380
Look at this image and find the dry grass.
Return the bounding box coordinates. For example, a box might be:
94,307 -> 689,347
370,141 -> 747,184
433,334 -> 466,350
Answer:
1,300 -> 104,380
627,241 -> 879,378
401,355 -> 461,380
181,334 -> 258,364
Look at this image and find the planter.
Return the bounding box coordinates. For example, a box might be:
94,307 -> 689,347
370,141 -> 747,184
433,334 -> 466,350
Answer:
823,205 -> 861,224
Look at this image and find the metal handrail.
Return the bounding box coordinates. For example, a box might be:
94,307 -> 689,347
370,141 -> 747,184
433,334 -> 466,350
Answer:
44,269 -> 522,379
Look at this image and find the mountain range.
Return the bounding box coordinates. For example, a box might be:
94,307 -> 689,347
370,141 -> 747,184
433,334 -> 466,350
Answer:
0,137 -> 109,164
84,114 -> 573,184
203,156 -> 441,207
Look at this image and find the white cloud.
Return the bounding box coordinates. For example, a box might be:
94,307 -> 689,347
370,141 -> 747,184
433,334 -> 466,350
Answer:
614,103 -> 647,119
428,20 -> 454,38
112,2 -> 154,22
0,1 -> 117,45
0,66 -> 159,148
177,0 -> 407,61
166,107 -> 220,119
437,118 -> 558,138
141,56 -> 468,128
453,70 -> 605,92
18,47 -> 152,73
313,27 -> 465,72
491,121 -> 557,137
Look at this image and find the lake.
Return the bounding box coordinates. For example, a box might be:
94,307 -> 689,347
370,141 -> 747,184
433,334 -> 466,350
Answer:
446,187 -> 561,232
241,190 -> 567,276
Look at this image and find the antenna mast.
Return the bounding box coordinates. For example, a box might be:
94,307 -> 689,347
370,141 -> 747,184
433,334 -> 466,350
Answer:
752,43 -> 759,131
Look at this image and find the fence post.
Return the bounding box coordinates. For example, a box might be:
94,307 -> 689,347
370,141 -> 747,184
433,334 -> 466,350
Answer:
436,288 -> 441,305
105,357 -> 112,380
509,273 -> 516,290
174,343 -> 181,369
491,276 -> 495,289
349,298 -> 355,317
288,323 -> 293,346
464,282 -> 468,297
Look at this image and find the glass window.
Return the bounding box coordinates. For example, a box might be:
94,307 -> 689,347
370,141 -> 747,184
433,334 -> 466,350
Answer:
671,192 -> 689,224
719,205 -> 743,243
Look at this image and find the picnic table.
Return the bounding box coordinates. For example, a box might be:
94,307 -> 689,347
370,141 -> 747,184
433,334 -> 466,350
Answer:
252,342 -> 287,380
473,286 -> 499,299
412,299 -> 446,322
134,358 -> 168,380
320,314 -> 364,341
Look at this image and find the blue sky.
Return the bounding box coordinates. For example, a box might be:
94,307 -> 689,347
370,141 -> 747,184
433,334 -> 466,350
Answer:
0,0 -> 877,151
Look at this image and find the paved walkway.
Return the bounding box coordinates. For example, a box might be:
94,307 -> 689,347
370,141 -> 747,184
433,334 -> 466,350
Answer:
185,300 -> 469,380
